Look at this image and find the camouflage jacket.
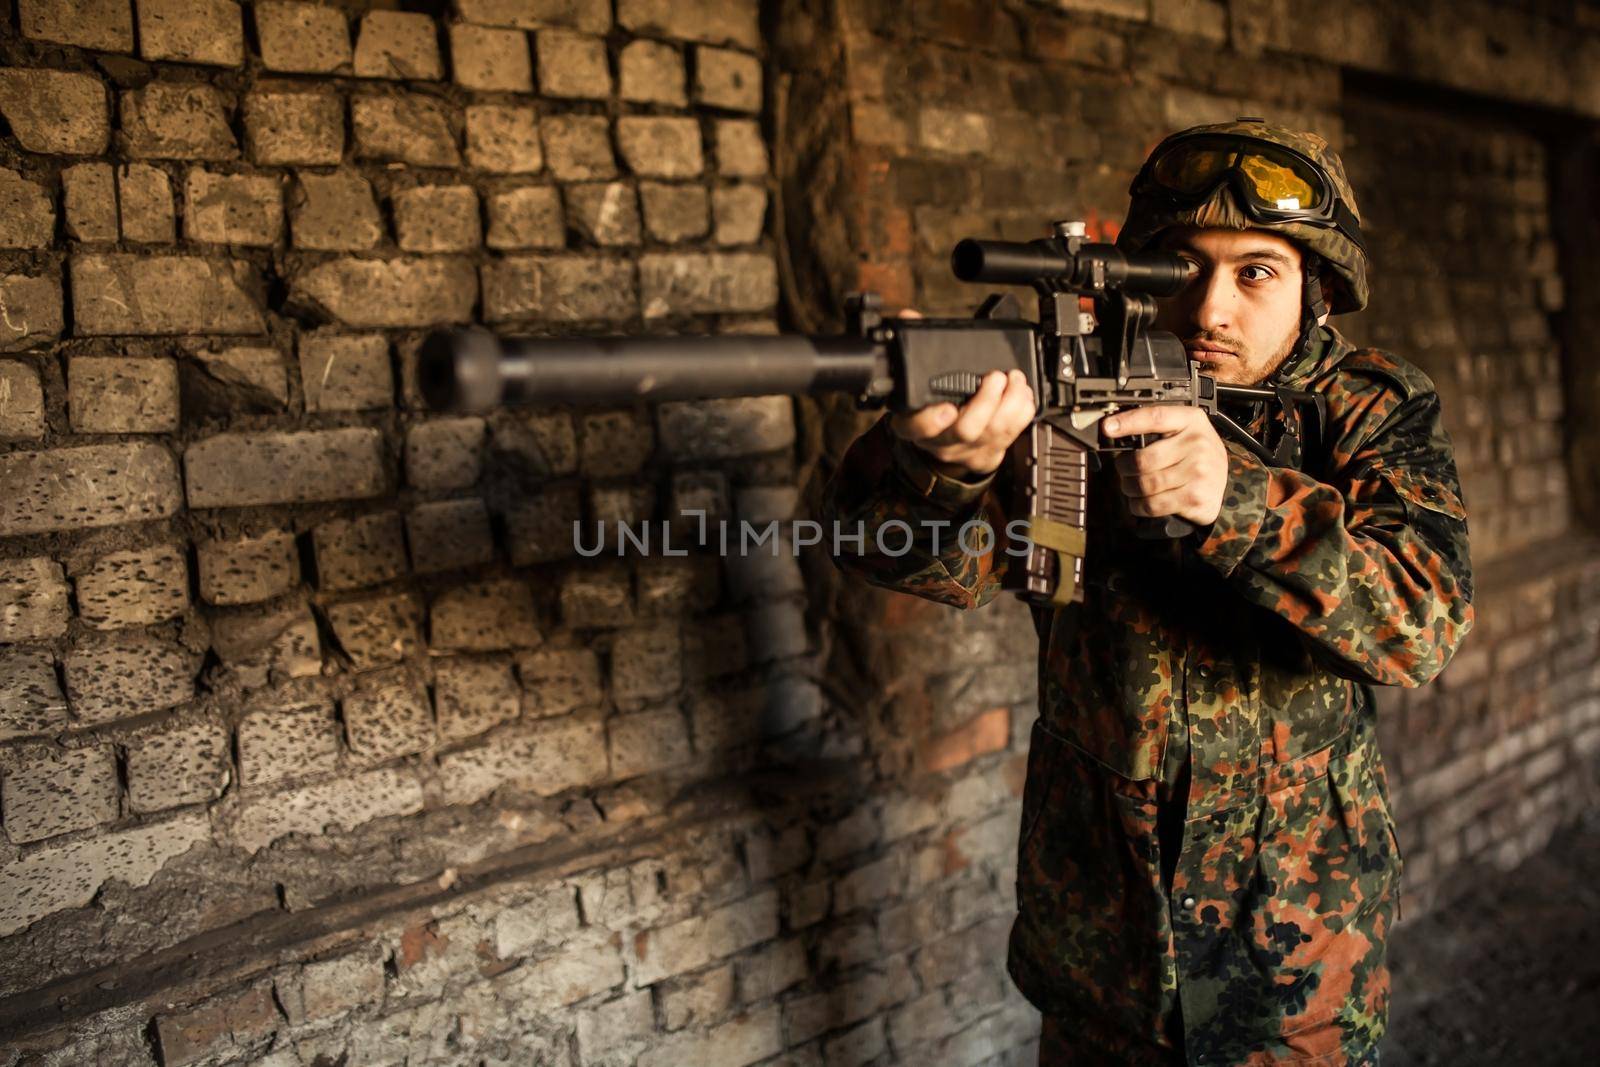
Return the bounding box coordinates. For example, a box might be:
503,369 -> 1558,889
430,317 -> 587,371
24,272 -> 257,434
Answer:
821,324 -> 1476,1065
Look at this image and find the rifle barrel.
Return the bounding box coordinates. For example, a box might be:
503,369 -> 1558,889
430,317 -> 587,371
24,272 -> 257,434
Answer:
419,328 -> 884,411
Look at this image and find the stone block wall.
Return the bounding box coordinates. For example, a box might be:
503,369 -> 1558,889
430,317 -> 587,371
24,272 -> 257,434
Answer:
2,1 -> 1600,1064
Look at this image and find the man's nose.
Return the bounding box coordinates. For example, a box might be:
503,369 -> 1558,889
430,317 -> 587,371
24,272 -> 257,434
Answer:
1192,272 -> 1236,334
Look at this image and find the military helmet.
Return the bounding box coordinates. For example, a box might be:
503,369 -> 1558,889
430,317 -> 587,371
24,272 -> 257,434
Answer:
1117,118 -> 1370,314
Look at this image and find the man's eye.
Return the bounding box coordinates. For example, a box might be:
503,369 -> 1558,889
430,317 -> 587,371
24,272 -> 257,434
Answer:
1240,264 -> 1273,281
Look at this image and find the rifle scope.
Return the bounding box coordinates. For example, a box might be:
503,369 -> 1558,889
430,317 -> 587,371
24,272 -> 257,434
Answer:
951,238 -> 1194,296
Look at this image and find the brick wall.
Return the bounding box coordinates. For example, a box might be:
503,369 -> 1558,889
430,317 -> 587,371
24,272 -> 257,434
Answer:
2,1 -> 1599,1064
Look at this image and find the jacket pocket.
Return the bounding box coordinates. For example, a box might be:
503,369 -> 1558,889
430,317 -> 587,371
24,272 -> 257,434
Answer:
1239,734 -> 1397,1040
1010,729 -> 1169,1037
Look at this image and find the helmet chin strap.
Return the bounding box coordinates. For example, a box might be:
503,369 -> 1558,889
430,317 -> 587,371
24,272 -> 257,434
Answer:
1271,250 -> 1327,384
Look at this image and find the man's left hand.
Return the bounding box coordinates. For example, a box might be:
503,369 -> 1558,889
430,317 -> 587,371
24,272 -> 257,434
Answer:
1101,405 -> 1229,528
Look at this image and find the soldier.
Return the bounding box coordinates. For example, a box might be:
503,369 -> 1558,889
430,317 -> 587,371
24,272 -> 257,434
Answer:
821,119 -> 1476,1065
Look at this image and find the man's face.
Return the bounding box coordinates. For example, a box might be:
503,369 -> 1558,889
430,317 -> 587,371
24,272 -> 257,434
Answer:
1151,227 -> 1308,386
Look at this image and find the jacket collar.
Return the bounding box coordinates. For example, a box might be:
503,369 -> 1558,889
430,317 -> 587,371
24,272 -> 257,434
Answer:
1265,322 -> 1352,388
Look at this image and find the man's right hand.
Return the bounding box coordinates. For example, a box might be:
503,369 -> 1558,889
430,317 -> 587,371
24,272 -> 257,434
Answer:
887,367 -> 1036,480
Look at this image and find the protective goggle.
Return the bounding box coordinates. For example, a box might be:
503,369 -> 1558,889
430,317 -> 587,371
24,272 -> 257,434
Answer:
1130,133 -> 1367,254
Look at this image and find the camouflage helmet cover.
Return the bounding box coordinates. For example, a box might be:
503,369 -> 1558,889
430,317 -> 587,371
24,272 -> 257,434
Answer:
1117,118 -> 1370,313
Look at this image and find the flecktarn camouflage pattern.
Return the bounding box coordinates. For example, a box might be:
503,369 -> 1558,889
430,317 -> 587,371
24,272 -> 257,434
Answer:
821,323 -> 1475,1064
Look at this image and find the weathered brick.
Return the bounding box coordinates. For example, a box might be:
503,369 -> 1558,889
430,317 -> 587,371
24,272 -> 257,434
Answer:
633,890 -> 779,985
0,442 -> 182,536
486,185 -> 564,249
564,183 -> 642,246
313,512 -> 408,591
184,169 -> 284,246
579,989 -> 654,1062
283,949 -> 386,1024
536,30 -> 612,98
0,272 -> 64,352
62,163 -> 118,243
611,624 -> 683,705
18,0 -> 134,52
289,171 -> 383,251
431,580 -> 540,651
540,115 -> 615,180
298,332 -> 393,412
197,530 -> 299,606
118,163 -> 176,244
517,647 -> 603,716
0,811 -> 210,938
437,716 -> 606,805
67,356 -> 180,433
695,47 -> 762,112
121,83 -> 237,161
394,185 -> 482,253
609,706 -> 691,778
640,252 -> 777,317
190,347 -> 286,411
343,676 -> 434,764
405,417 -> 485,490
211,602 -> 320,693
466,104 -> 542,173
713,184 -> 767,245
482,255 -> 636,322
558,565 -> 634,628
458,0 -> 611,32
239,697 -> 339,786
660,964 -> 733,1030
64,631 -> 197,724
71,254 -> 261,335
291,256 -> 477,328
637,556 -> 718,615
738,938 -> 808,1002
641,183 -> 709,242
617,117 -> 703,179
669,469 -> 731,535
353,95 -> 458,166
490,408 -> 577,475
125,716 -> 230,813
254,0 -> 352,74
917,108 -> 991,155
406,498 -> 494,574
0,360 -> 45,438
619,40 -> 686,105
578,410 -> 654,476
0,649 -> 69,740
186,428 -> 387,508
0,558 -> 69,642
434,656 -> 520,740
451,23 -> 533,91
714,119 -> 767,177
588,484 -> 653,545
489,883 -> 585,959
244,91 -> 344,166
155,982 -> 280,1067
353,10 -> 443,79
0,69 -> 111,155
224,767 -> 422,854
0,168 -> 54,249
75,543 -> 190,628
505,486 -> 583,565
138,0 -> 243,67
325,592 -> 422,670
618,0 -> 760,48
499,930 -> 624,1005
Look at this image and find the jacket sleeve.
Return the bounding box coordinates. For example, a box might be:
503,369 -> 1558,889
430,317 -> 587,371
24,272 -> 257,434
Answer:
819,414 -> 1011,610
1186,386 -> 1475,687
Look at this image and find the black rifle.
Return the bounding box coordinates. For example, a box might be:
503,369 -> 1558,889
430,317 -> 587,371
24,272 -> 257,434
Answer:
418,221 -> 1325,607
